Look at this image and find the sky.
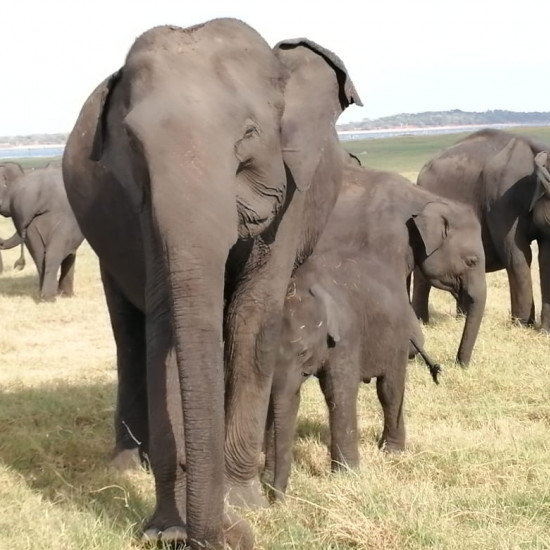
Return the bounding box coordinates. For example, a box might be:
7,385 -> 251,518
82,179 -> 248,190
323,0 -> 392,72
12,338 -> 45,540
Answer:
1,0 -> 549,135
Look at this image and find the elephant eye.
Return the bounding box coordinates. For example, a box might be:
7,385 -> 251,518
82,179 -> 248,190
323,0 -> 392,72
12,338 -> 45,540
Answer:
465,255 -> 478,268
297,349 -> 308,358
302,371 -> 312,378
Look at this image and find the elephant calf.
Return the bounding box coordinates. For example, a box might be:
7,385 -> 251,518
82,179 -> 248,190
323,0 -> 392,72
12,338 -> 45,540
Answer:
322,163 -> 487,365
0,165 -> 84,301
0,162 -> 26,273
263,249 -> 440,499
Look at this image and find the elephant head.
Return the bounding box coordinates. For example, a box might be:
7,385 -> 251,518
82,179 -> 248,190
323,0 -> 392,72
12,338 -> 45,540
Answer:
411,200 -> 487,365
0,162 -> 24,216
66,18 -> 361,549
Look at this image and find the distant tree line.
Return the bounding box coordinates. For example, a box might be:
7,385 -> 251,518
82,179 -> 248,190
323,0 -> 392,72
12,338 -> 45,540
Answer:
337,109 -> 550,131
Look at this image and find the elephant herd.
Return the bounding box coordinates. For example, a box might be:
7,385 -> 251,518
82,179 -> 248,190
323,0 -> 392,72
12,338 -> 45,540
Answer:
2,16 -> 549,550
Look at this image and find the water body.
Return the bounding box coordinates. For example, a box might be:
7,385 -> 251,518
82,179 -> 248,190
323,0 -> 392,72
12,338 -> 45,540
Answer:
0,146 -> 65,159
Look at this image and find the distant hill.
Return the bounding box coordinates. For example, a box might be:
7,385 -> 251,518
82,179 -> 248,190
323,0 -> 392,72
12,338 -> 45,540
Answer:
1,110 -> 550,146
337,109 -> 550,131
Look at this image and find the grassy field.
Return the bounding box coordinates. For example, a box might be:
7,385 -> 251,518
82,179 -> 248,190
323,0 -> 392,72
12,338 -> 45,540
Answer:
1,129 -> 549,549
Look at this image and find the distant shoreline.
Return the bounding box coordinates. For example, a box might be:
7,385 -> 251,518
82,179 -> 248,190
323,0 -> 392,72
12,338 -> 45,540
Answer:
337,122 -> 550,142
337,122 -> 532,135
0,122 -> 548,155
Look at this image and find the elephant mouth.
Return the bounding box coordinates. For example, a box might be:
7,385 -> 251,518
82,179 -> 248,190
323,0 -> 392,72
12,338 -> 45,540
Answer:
429,278 -> 460,297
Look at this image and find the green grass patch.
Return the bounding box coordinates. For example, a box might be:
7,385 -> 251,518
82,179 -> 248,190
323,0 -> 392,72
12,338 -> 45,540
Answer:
342,126 -> 550,179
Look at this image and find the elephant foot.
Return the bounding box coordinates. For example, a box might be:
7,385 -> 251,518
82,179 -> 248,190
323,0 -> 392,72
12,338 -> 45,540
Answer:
142,524 -> 187,545
142,513 -> 253,550
379,439 -> 405,453
57,289 -> 75,298
110,447 -> 143,471
330,455 -> 360,472
224,511 -> 255,550
511,316 -> 534,328
225,478 -> 268,509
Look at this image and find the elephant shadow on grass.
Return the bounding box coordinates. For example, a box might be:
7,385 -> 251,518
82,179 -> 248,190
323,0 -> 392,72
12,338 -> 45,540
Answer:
0,381 -> 153,537
0,273 -> 39,299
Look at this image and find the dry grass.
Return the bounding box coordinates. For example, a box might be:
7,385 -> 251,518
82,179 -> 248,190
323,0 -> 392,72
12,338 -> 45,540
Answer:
1,161 -> 549,549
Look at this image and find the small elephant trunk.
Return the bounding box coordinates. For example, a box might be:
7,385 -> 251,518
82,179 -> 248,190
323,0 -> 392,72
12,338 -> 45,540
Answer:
0,231 -> 23,250
269,387 -> 301,500
456,265 -> 487,365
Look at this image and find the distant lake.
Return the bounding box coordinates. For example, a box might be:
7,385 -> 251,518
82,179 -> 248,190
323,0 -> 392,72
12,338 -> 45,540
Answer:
0,146 -> 65,159
0,123 -> 544,157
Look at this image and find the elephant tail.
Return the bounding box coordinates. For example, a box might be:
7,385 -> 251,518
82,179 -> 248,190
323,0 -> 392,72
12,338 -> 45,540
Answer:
409,338 -> 442,384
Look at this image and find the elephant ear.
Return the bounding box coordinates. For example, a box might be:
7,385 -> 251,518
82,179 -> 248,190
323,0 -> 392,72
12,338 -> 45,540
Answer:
412,201 -> 450,257
310,283 -> 340,347
274,39 -> 362,192
90,69 -> 123,162
482,137 -> 536,208
531,151 -> 550,210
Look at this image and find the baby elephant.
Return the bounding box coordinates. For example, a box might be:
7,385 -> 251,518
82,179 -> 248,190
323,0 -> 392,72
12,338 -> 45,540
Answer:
263,249 -> 439,499
0,165 -> 84,301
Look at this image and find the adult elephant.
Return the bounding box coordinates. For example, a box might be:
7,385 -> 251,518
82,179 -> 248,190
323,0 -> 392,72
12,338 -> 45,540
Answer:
0,165 -> 84,301
0,161 -> 26,273
415,129 -> 550,330
321,163 -> 486,365
62,19 -> 361,549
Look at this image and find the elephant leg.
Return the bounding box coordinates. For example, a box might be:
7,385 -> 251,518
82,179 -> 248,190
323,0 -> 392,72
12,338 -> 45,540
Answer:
505,244 -> 534,326
411,268 -> 431,323
376,369 -> 406,453
223,234 -> 301,508
100,266 -> 149,470
0,250 -> 3,274
39,250 -> 63,302
143,344 -> 188,539
318,368 -> 360,471
23,226 -> 45,291
538,238 -> 550,331
57,253 -> 76,297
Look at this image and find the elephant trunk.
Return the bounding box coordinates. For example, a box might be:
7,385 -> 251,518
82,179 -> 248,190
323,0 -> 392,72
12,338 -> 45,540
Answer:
0,231 -> 23,250
165,246 -> 228,544
270,384 -> 301,500
143,135 -> 239,546
456,265 -> 487,365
